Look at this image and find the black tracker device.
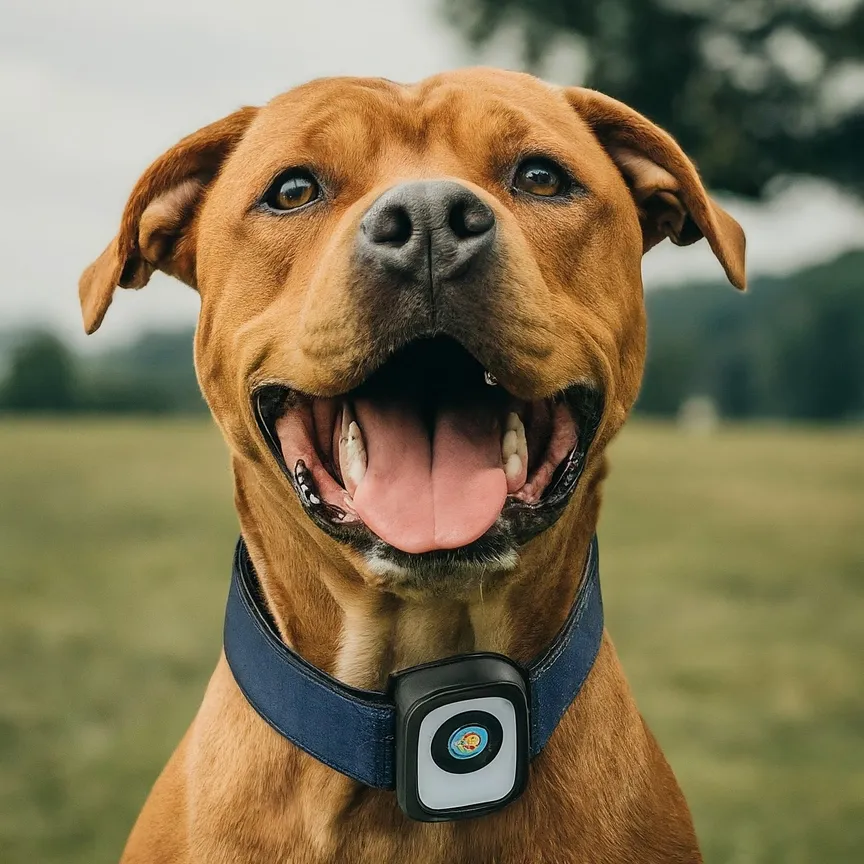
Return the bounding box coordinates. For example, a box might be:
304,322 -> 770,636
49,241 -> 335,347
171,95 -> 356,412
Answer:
223,535 -> 603,823
391,654 -> 530,821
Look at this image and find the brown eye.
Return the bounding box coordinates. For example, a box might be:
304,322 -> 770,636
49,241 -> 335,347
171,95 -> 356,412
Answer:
264,170 -> 320,211
513,159 -> 568,197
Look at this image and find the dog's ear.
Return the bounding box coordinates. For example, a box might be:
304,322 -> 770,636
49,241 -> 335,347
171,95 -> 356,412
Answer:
565,88 -> 746,290
78,106 -> 259,334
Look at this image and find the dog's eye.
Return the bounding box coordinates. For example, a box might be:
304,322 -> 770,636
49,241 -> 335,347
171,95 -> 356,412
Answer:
263,170 -> 320,212
513,159 -> 568,197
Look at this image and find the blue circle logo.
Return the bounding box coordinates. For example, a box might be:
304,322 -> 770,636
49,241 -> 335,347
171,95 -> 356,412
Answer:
447,724 -> 489,760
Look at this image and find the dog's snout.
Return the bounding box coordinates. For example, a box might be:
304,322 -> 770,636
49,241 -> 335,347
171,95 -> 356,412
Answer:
358,180 -> 495,282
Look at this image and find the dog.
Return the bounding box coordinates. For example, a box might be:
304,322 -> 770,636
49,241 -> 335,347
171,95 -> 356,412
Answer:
79,68 -> 745,863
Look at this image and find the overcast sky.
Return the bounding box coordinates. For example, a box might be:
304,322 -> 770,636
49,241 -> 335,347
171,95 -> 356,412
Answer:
3,0 -> 863,347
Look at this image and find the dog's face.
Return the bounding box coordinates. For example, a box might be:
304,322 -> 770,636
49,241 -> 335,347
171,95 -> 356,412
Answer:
80,69 -> 744,590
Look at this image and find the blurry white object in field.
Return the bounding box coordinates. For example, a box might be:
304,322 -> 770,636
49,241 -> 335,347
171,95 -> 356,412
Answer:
677,396 -> 719,435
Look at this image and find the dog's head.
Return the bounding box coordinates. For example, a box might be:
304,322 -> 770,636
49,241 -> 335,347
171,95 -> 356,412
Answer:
79,69 -> 744,591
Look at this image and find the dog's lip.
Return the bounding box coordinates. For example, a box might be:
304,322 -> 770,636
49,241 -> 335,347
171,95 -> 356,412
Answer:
251,343 -> 603,558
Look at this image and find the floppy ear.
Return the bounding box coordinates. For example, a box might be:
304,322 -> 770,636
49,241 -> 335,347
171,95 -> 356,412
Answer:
565,88 -> 746,290
78,106 -> 259,334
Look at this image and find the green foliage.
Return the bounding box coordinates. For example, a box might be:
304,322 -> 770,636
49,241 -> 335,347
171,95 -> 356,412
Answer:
1,332 -> 77,412
639,250 -> 864,420
0,328 -> 206,415
78,329 -> 206,415
444,0 -> 864,197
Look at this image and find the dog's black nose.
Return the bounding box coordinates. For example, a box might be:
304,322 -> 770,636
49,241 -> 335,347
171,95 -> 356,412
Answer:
358,180 -> 495,283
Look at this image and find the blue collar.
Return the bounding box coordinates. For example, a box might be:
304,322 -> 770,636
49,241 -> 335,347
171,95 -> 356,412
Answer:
223,536 -> 603,790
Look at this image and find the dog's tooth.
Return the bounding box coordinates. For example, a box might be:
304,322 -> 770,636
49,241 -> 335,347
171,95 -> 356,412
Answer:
503,412 -> 528,460
517,433 -> 528,464
338,408 -> 355,481
339,415 -> 367,495
502,413 -> 528,492
505,453 -> 523,481
484,371 -> 498,386
339,405 -> 351,445
502,429 -> 519,461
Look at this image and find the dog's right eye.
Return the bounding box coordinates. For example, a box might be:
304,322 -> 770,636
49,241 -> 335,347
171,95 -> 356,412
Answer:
512,158 -> 570,198
262,170 -> 320,212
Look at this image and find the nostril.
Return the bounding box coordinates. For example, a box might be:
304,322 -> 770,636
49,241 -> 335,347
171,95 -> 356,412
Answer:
363,204 -> 413,247
448,198 -> 495,240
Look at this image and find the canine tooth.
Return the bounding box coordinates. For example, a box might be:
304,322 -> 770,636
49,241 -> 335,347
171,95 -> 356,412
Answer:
345,422 -> 367,483
309,494 -> 321,505
339,410 -> 367,493
484,371 -> 498,386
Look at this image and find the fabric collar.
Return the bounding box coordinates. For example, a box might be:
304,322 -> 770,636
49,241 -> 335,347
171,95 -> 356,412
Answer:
223,536 -> 603,789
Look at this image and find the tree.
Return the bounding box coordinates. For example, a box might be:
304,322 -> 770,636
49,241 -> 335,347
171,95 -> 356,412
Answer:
444,0 -> 864,198
1,332 -> 78,412
637,251 -> 864,420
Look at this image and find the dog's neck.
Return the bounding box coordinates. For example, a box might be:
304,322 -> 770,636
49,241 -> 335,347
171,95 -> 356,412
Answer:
232,458 -> 603,690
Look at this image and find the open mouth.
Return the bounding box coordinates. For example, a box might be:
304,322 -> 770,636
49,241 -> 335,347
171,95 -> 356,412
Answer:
255,337 -> 602,562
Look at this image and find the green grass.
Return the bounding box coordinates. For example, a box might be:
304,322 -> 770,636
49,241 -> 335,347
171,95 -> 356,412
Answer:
1,419 -> 862,863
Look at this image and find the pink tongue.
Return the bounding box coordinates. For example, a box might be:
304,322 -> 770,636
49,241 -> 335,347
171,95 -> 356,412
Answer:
351,400 -> 507,554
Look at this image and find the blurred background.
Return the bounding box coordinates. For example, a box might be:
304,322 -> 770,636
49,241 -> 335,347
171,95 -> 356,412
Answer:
1,1 -> 862,862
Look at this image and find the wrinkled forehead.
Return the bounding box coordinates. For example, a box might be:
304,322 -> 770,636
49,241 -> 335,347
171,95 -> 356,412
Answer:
227,71 -> 605,190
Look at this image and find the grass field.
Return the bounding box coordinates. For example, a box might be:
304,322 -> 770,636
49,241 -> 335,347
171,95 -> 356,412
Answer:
1,418 -> 862,863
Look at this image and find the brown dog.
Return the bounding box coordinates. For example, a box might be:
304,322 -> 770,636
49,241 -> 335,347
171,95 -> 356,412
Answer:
79,68 -> 745,863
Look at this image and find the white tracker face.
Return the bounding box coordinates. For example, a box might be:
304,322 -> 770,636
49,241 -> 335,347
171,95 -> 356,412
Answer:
416,696 -> 518,811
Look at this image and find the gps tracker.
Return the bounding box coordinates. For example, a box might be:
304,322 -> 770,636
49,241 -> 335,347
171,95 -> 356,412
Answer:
391,653 -> 530,822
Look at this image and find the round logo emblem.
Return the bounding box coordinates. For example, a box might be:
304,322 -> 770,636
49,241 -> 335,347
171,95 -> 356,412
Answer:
447,724 -> 489,760
431,710 -> 503,774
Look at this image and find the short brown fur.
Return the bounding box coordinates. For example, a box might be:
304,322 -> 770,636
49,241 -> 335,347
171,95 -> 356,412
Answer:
79,69 -> 745,863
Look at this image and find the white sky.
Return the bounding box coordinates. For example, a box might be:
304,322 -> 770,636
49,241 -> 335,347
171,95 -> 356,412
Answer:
2,0 -> 863,347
